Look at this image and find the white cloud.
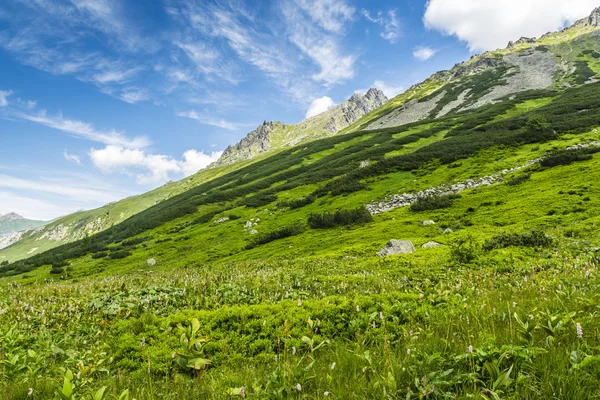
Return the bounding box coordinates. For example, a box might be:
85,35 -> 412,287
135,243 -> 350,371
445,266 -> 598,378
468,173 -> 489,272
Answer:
177,110 -> 250,131
63,150 -> 81,165
15,110 -> 150,148
373,80 -> 404,98
305,96 -> 336,118
413,46 -> 437,61
0,90 -> 12,107
424,0 -> 598,51
294,0 -> 355,33
0,191 -> 74,221
362,9 -> 401,43
119,88 -> 149,104
180,149 -> 223,176
89,145 -> 222,184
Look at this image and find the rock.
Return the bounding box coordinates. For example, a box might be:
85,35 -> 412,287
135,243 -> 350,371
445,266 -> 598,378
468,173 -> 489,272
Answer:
590,7 -> 600,26
214,217 -> 229,224
422,241 -> 445,249
244,221 -> 253,229
421,220 -> 436,226
146,258 -> 156,267
377,240 -> 416,256
249,229 -> 258,235
359,160 -> 370,168
443,228 -> 454,234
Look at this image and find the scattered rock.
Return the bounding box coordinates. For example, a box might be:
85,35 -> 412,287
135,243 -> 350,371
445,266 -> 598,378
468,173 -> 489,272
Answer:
377,240 -> 416,256
422,241 -> 445,249
249,229 -> 258,235
146,258 -> 156,267
443,228 -> 454,234
214,217 -> 229,224
421,220 -> 436,226
359,160 -> 371,168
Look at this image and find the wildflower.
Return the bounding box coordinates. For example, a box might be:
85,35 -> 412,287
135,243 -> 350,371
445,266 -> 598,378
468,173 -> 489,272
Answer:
524,276 -> 528,282
407,348 -> 411,355
297,299 -> 302,307
558,285 -> 562,291
585,270 -> 591,279
292,347 -> 296,355
330,362 -> 336,370
468,345 -> 473,354
240,387 -> 246,398
379,311 -> 384,321
576,323 -> 583,339
141,337 -> 146,347
409,330 -> 413,336
512,302 -> 517,308
171,352 -> 176,359
356,305 -> 360,312
296,383 -> 302,391
76,371 -> 81,380
28,388 -> 33,396
324,391 -> 330,396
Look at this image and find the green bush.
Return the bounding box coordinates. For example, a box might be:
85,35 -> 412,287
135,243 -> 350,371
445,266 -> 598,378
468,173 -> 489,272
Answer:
540,147 -> 600,167
450,235 -> 480,264
245,223 -> 306,249
506,174 -> 531,186
278,194 -> 317,209
91,252 -> 108,259
109,250 -> 132,260
244,193 -> 277,208
410,194 -> 461,212
483,230 -> 554,251
308,207 -> 373,229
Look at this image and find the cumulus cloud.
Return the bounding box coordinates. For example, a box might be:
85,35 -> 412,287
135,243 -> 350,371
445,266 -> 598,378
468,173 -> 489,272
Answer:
0,90 -> 12,107
372,80 -> 404,98
362,9 -> 401,43
413,46 -> 437,61
63,150 -> 81,165
89,145 -> 222,184
424,0 -> 599,51
305,96 -> 336,119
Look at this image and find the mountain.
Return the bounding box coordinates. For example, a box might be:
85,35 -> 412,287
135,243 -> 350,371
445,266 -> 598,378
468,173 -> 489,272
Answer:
214,88 -> 388,166
0,213 -> 46,250
3,7 -> 600,399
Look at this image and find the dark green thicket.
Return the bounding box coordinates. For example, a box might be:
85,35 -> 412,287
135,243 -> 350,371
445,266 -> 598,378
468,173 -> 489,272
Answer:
506,174 -> 531,186
308,207 -> 373,229
3,82 -> 600,276
574,60 -> 596,84
540,147 -> 600,167
410,194 -> 461,212
108,250 -> 132,260
278,194 -> 317,209
483,230 -> 554,251
245,223 -> 306,249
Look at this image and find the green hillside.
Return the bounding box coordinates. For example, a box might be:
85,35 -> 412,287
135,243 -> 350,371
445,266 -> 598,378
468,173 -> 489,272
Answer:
2,13 -> 600,400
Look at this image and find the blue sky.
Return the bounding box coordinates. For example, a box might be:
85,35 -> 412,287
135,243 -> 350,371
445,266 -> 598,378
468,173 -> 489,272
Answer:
0,0 -> 597,220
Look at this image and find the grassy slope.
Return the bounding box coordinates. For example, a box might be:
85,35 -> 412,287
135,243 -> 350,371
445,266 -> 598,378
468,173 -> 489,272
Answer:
2,19 -> 600,400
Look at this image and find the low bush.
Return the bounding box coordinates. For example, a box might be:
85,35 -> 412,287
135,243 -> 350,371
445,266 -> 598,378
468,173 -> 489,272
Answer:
278,194 -> 317,209
245,223 -> 306,249
506,173 -> 531,186
308,207 -> 373,229
244,193 -> 277,208
540,147 -> 600,167
91,252 -> 108,259
483,230 -> 554,251
228,214 -> 241,220
108,250 -> 132,260
314,177 -> 367,197
410,194 -> 461,212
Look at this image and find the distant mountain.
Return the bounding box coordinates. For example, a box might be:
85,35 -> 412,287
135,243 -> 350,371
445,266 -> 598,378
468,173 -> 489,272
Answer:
213,88 -> 388,166
0,213 -> 46,251
0,213 -> 45,234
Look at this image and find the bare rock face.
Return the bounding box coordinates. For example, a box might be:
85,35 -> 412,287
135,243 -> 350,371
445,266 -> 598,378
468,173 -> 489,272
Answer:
590,7 -> 600,26
215,121 -> 283,166
507,37 -> 536,49
377,240 -> 416,256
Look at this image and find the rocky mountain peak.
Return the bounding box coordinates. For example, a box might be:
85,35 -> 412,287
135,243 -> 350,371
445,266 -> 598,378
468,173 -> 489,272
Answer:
589,6 -> 600,26
0,212 -> 25,221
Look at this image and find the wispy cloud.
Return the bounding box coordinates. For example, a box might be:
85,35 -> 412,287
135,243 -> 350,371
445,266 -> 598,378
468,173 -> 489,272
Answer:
63,150 -> 82,165
0,90 -> 11,107
412,46 -> 437,61
294,0 -> 355,33
177,110 -> 251,131
362,9 -> 401,44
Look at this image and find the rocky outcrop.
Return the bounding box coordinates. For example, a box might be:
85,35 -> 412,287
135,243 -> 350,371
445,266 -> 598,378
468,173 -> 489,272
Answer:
377,240 -> 416,256
422,241 -> 444,249
214,121 -> 284,167
590,7 -> 600,26
507,37 -> 536,49
453,57 -> 502,78
0,232 -> 22,250
213,89 -> 388,167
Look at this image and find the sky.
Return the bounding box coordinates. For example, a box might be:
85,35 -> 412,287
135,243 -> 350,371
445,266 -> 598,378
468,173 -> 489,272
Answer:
0,0 -> 597,220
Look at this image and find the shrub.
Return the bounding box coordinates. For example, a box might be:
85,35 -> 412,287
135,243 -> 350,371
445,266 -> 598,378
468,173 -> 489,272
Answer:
49,265 -> 64,275
506,173 -> 531,186
92,252 -> 108,259
109,250 -> 132,260
410,194 -> 461,212
278,194 -> 317,209
245,223 -> 306,249
450,235 -> 480,264
540,147 -> 600,167
483,230 -> 553,251
308,207 -> 373,229
244,193 -> 277,208
228,214 -> 241,220
314,177 -> 367,197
